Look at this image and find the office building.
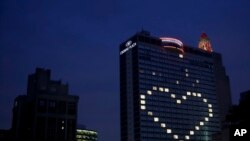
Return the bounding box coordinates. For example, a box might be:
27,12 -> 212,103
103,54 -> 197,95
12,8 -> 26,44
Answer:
76,125 -> 98,141
120,31 -> 231,141
12,68 -> 79,141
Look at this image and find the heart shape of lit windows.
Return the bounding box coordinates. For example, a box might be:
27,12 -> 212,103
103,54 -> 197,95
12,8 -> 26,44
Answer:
140,87 -> 213,140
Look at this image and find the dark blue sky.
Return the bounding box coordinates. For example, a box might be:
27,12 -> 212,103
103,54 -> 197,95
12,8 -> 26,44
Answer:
1,0 -> 250,141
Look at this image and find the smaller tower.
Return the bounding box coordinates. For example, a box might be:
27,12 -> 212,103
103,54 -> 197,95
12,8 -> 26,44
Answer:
198,33 -> 213,53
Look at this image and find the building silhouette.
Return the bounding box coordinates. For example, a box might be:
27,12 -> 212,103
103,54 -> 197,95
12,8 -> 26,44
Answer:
11,68 -> 79,141
0,129 -> 12,141
120,31 -> 231,141
226,90 -> 250,141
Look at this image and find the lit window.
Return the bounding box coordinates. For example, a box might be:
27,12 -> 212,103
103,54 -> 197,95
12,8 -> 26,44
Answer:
61,126 -> 64,130
192,83 -> 195,87
176,80 -> 179,84
203,98 -> 207,103
140,95 -> 145,99
140,100 -> 145,104
196,80 -> 199,83
179,54 -> 183,58
161,123 -> 166,128
167,129 -> 172,134
176,100 -> 181,104
173,134 -> 178,139
152,72 -> 156,75
192,92 -> 197,96
154,117 -> 159,122
153,86 -> 157,90
205,117 -> 209,121
186,73 -> 189,77
148,111 -> 153,116
171,94 -> 176,98
164,88 -> 169,92
159,87 -> 164,92
147,90 -> 152,95
209,113 -> 213,117
197,93 -> 201,97
182,95 -> 187,100
141,105 -> 146,110
185,135 -> 190,140
185,68 -> 188,72
187,91 -> 191,95
195,126 -> 200,130
208,104 -> 212,108
200,122 -> 204,126
190,130 -> 194,135
208,109 -> 213,113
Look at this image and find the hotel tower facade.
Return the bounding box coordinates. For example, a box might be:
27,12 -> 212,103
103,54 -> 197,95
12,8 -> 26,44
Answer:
120,31 -> 231,141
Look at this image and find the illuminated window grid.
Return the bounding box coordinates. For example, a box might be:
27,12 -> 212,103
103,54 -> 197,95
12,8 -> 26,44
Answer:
135,46 -> 219,141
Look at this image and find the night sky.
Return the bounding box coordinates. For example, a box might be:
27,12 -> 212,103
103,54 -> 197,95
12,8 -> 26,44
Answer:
1,0 -> 250,141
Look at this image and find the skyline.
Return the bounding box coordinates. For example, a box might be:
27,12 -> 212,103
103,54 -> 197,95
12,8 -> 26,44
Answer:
1,0 -> 250,141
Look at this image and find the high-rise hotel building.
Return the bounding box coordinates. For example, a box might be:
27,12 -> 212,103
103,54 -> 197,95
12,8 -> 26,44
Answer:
119,31 -> 231,141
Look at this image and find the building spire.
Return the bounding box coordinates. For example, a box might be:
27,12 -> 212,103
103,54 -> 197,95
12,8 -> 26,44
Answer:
198,33 -> 213,53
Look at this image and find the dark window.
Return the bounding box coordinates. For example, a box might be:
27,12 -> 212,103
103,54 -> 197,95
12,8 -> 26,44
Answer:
68,102 -> 76,115
58,101 -> 66,114
37,99 -> 47,113
48,101 -> 56,113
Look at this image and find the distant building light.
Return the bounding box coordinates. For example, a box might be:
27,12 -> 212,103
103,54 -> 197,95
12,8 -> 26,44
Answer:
197,93 -> 201,97
176,100 -> 181,104
200,122 -> 204,126
203,98 -> 207,103
192,92 -> 197,96
167,129 -> 172,134
161,123 -> 166,128
171,94 -> 176,98
153,86 -> 157,90
159,87 -> 164,92
148,111 -> 153,116
140,100 -> 146,105
179,54 -> 184,58
147,90 -> 152,95
140,95 -> 146,99
141,105 -> 146,110
208,104 -> 212,108
154,117 -> 159,122
195,126 -> 200,130
164,88 -> 169,92
173,134 -> 178,139
209,113 -> 213,117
